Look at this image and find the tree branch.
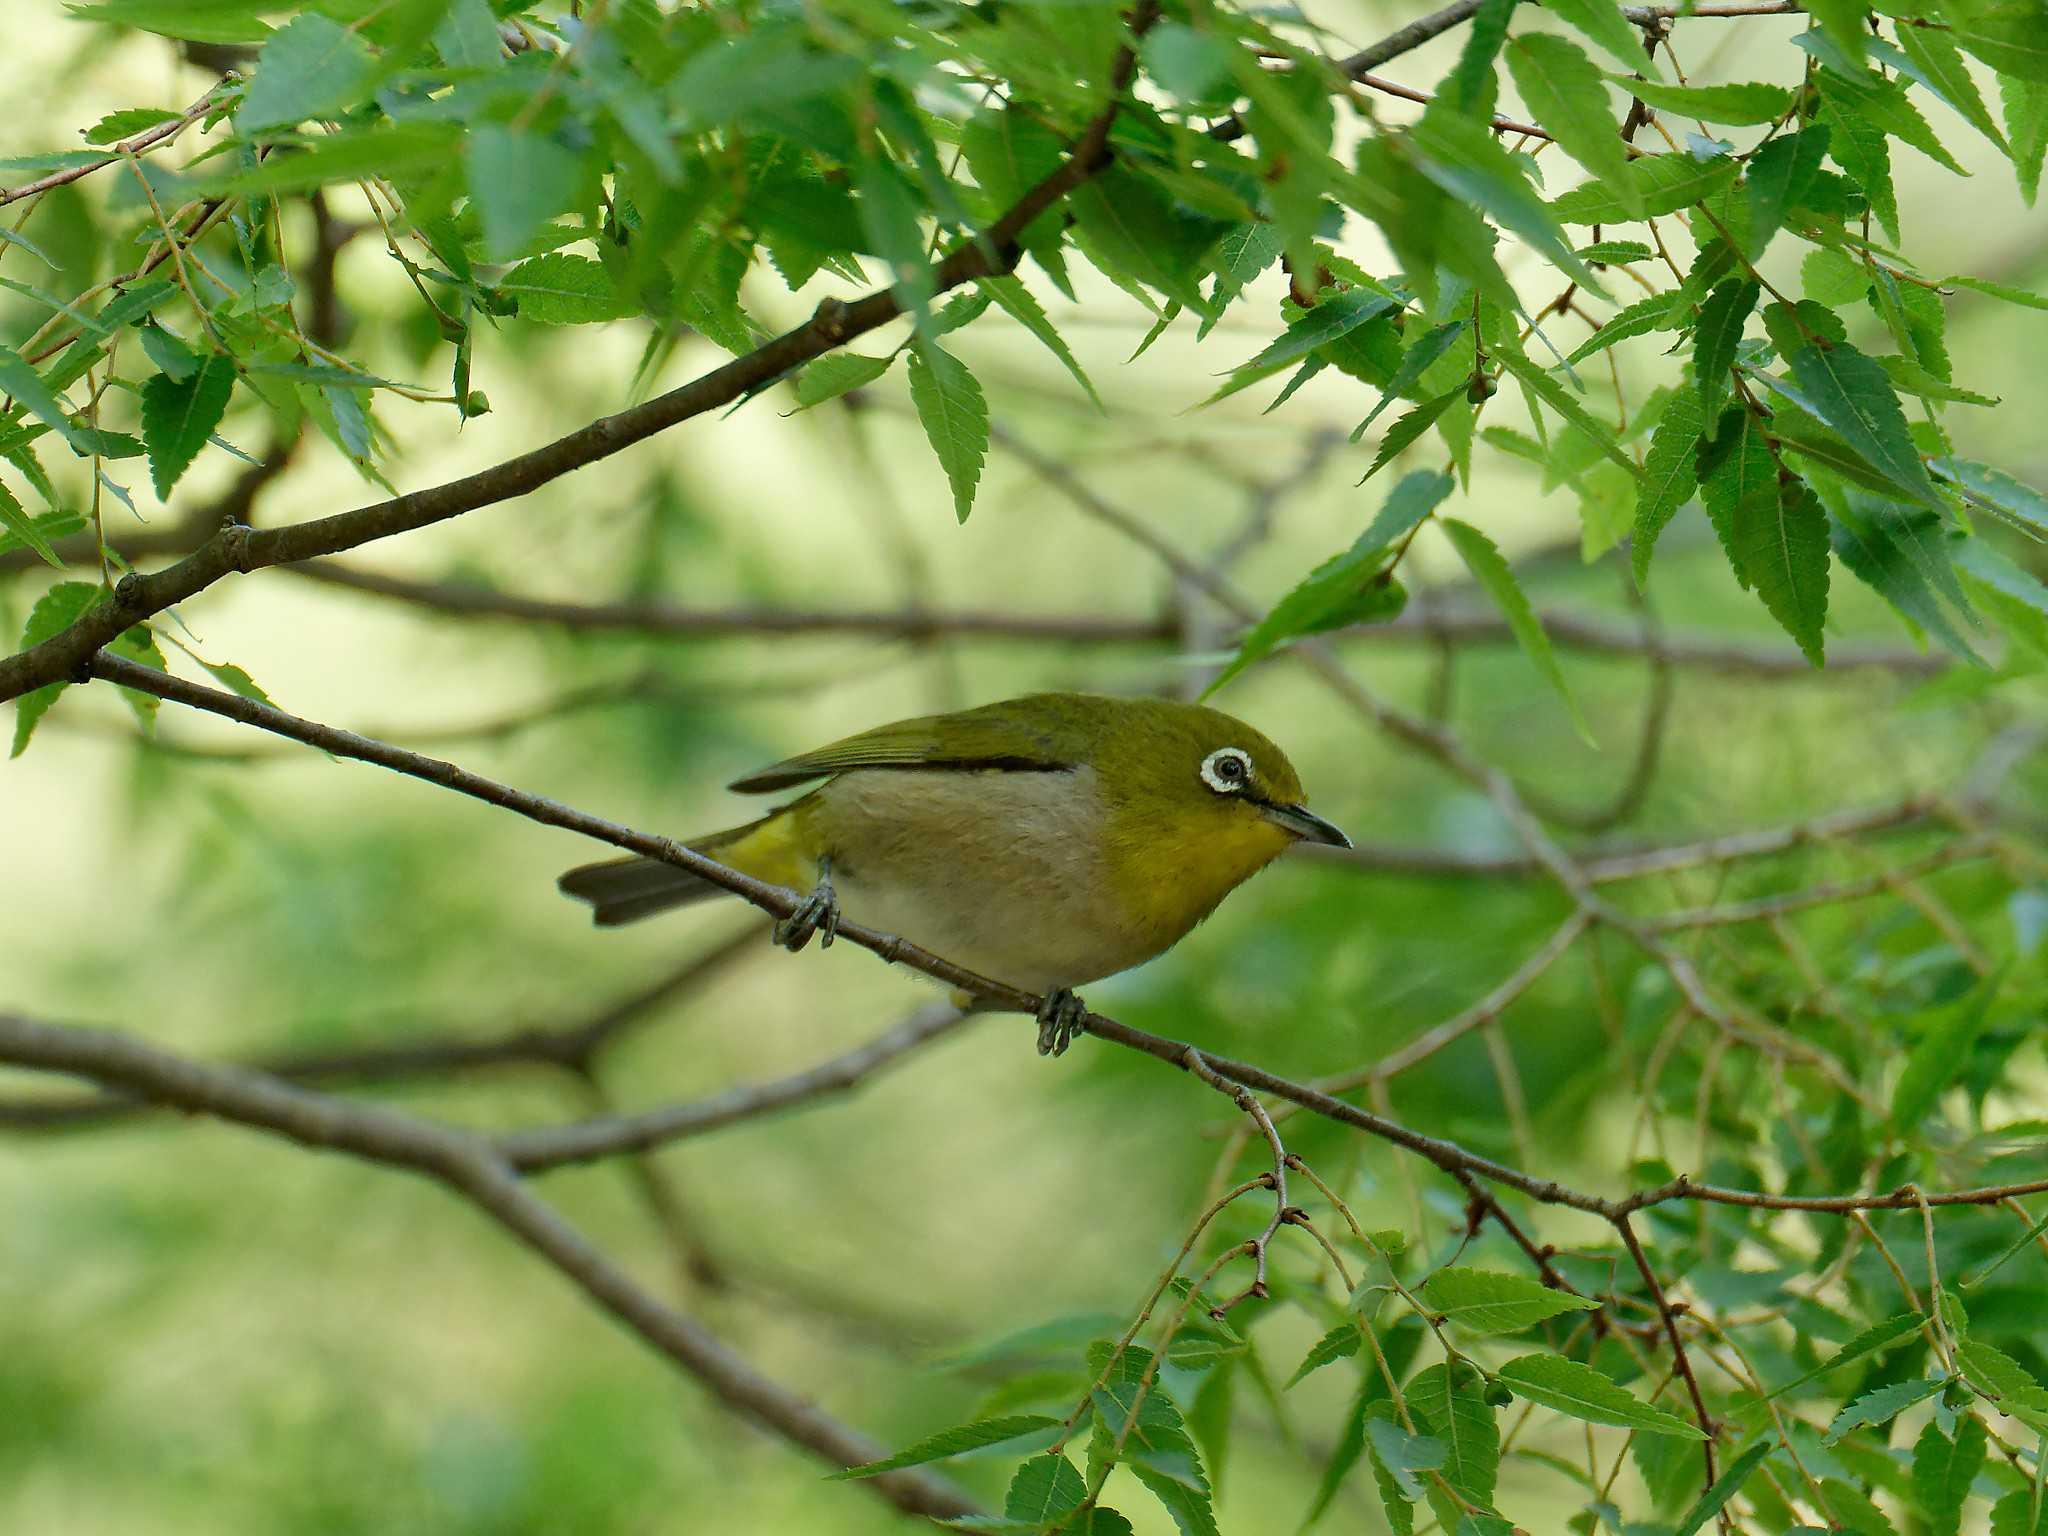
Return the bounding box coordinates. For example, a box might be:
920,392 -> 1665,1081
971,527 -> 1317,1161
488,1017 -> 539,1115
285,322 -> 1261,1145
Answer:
0,1011 -> 982,1523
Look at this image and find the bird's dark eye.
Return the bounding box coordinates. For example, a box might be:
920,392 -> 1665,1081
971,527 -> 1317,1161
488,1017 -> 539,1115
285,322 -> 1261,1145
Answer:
1201,748 -> 1253,793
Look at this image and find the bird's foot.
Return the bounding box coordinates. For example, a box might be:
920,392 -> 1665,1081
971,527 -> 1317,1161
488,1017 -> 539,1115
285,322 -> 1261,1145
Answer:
1036,989 -> 1089,1058
774,866 -> 840,953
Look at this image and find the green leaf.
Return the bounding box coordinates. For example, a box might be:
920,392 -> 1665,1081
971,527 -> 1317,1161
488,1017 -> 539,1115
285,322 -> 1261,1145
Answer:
106,623 -> 166,733
1496,347 -> 1642,482
1578,240 -> 1654,264
1303,1380 -> 1375,1532
1933,455 -> 2048,535
1745,125 -> 1829,258
1897,24 -> 2011,153
793,353 -> 893,411
1829,502 -> 1984,666
139,354 -> 236,499
1913,1415 -> 1988,1536
1411,108 -> 1601,291
1959,1340 -> 2048,1424
10,580 -> 99,758
1950,7 -> 2048,85
1565,294 -> 1679,367
857,155 -> 933,325
1673,1440 -> 1772,1536
1762,1312 -> 1926,1401
1819,89 -> 1900,239
0,342 -> 96,457
63,0 -> 270,44
907,342 -> 988,524
1442,517 -> 1594,745
833,1415 -> 1059,1479
238,13 -> 375,131
1408,1361 -> 1499,1532
1992,1488 -> 2048,1536
1496,1353 -> 1707,1438
1362,387 -> 1464,484
1236,288 -> 1401,379
1803,247 -> 1871,306
1417,1268 -> 1602,1336
466,126 -> 586,263
1356,320 -> 1469,439
0,478 -> 65,570
978,276 -> 1100,409
196,656 -> 271,705
1944,274 -> 2048,311
84,106 -> 182,145
1004,1453 -> 1086,1525
1733,471 -> 1832,667
1441,0 -> 1515,116
1364,1417 -> 1446,1502
1786,340 -> 1944,511
1542,0 -> 1662,76
1286,1324 -> 1362,1387
1130,1461 -> 1219,1536
1956,539 -> 2048,657
1507,35 -> 1634,214
1823,1377 -> 1947,1445
1548,154 -> 1739,224
1633,387 -> 1704,583
1609,77 -> 1796,125
1206,469 -> 1451,694
1695,280 -> 1760,426
497,254 -> 631,326
2006,73 -> 2048,203
1813,62 -> 1965,174
1070,169 -> 1223,317
1893,977 -> 2001,1128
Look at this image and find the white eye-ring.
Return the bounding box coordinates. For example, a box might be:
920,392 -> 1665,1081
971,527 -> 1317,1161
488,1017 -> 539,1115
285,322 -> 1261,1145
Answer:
1201,747 -> 1255,794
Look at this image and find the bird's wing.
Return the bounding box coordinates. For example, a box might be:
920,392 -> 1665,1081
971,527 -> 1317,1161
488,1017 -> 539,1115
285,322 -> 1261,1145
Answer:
727,696 -> 1087,793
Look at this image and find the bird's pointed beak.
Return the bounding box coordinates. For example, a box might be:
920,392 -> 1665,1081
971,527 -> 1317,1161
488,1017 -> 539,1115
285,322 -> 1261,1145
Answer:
1261,801 -> 1352,849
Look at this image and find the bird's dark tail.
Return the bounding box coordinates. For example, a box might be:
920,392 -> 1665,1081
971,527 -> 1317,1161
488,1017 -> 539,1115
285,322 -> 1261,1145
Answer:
557,816 -> 786,926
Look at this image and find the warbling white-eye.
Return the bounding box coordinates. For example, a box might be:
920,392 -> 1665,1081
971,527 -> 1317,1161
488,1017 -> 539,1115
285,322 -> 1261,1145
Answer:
558,692 -> 1350,1055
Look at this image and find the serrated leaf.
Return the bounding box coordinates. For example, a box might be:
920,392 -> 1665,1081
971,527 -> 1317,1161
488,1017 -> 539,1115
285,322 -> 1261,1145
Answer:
1805,0 -> 1870,66
1829,502 -> 1984,665
1951,8 -> 2048,85
1131,1461 -> 1219,1536
1412,108 -> 1602,292
1206,469 -> 1451,694
1417,1268 -> 1602,1336
1565,294 -> 1678,366
1235,288 -> 1400,379
1787,340 -> 1944,511
106,623 -> 166,733
1914,1415 -> 1988,1536
1633,386 -> 1704,582
1443,517 -> 1594,743
496,254 -> 630,325
1960,1340 -> 2048,1423
1762,1312 -> 1926,1402
1823,1377 -> 1947,1445
467,126 -> 586,263
1673,1440 -> 1771,1536
1957,539 -> 2048,657
139,354 -> 235,500
833,1415 -> 1059,1479
84,106 -> 182,145
2005,73 -> 2048,203
1548,153 -> 1739,224
1578,240 -> 1654,264
1803,247 -> 1871,306
1070,169 -> 1222,318
1945,274 -> 2048,311
1409,1361 -> 1499,1533
0,478 -> 64,570
196,656 -> 271,705
1508,35 -> 1634,213
1934,455 -> 2048,535
1894,978 -> 2001,1127
1004,1453 -> 1086,1525
1496,347 -> 1642,482
1362,387 -> 1464,484
1746,125 -> 1830,257
1611,78 -> 1797,125
10,580 -> 99,757
792,353 -> 893,410
1819,88 -> 1900,239
1810,59 -> 1966,173
1992,1488 -> 2048,1536
906,342 -> 987,524
1355,320 -> 1469,438
1365,1417 -> 1446,1501
1695,280 -> 1760,426
0,342 -> 95,457
1732,471 -> 1831,667
1497,1353 -> 1706,1438
238,14 -> 374,131
1543,0 -> 1662,76
1286,1324 -> 1362,1387
979,276 -> 1100,409
1898,24 -> 2010,153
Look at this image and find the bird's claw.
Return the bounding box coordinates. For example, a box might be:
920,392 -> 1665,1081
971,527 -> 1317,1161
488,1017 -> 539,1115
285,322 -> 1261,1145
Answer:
774,872 -> 839,953
1036,989 -> 1088,1058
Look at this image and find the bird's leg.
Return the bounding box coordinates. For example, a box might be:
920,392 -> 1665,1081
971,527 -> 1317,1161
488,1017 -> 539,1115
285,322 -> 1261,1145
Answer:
1035,989 -> 1089,1057
773,858 -> 840,952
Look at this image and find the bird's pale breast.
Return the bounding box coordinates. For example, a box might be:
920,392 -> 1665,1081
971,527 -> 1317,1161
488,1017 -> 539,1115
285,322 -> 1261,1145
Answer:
798,765 -> 1166,992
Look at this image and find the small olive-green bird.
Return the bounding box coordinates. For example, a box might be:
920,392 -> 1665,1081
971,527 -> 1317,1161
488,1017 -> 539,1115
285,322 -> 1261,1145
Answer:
558,692 -> 1348,1054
